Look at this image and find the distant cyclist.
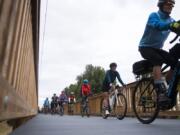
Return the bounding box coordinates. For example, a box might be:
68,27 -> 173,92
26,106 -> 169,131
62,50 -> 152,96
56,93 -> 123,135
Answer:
58,91 -> 68,107
102,62 -> 126,115
51,93 -> 58,113
68,92 -> 76,104
43,97 -> 50,113
68,92 -> 76,114
138,0 -> 180,103
81,79 -> 91,103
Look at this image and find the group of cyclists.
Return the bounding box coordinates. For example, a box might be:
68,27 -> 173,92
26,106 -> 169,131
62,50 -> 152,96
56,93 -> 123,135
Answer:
43,0 -> 180,122
43,91 -> 76,114
43,79 -> 92,115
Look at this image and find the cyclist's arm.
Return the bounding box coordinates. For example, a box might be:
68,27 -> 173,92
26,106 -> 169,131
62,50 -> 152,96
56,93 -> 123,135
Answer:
147,12 -> 174,31
116,71 -> 125,86
106,70 -> 112,84
81,85 -> 85,96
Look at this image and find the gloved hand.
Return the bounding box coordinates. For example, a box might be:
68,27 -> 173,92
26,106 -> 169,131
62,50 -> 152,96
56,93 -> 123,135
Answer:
170,20 -> 180,35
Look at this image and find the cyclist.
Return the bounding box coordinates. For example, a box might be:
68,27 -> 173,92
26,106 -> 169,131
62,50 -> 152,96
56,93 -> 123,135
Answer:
51,93 -> 58,113
58,91 -> 68,108
81,79 -> 91,104
138,0 -> 180,103
43,97 -> 50,113
68,92 -> 76,104
68,92 -> 76,114
102,62 -> 126,115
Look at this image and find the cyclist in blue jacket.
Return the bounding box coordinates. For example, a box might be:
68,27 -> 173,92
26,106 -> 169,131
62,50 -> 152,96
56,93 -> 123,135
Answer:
43,97 -> 50,108
139,0 -> 180,103
102,62 -> 125,115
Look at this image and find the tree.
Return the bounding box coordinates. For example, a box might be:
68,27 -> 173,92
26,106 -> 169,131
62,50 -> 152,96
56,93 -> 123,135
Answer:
64,64 -> 105,99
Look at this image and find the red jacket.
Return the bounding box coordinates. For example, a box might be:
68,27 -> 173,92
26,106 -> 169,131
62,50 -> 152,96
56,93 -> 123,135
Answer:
81,84 -> 91,96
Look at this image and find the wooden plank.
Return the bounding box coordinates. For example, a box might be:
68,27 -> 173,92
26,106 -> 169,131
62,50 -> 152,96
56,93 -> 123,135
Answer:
7,0 -> 25,86
1,0 -> 19,79
0,0 -> 39,122
0,75 -> 37,121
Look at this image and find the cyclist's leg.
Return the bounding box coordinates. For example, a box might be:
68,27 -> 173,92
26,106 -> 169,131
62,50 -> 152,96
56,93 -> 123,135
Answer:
59,101 -> 63,108
55,102 -> 58,112
156,48 -> 179,104
81,96 -> 85,104
139,47 -> 163,82
168,44 -> 180,104
157,47 -> 178,82
140,47 -> 176,80
102,84 -> 109,106
103,92 -> 109,107
69,99 -> 74,113
139,47 -> 163,79
165,46 -> 178,81
167,43 -> 180,82
102,85 -> 110,114
51,102 -> 54,113
139,47 -> 172,102
103,92 -> 110,115
154,49 -> 178,103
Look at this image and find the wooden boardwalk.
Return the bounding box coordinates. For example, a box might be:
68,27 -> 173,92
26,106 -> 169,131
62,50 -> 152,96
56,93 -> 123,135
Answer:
10,114 -> 180,135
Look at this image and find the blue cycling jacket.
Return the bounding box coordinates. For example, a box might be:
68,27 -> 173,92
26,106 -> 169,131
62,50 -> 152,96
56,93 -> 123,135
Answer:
103,70 -> 124,86
44,99 -> 49,106
139,10 -> 175,49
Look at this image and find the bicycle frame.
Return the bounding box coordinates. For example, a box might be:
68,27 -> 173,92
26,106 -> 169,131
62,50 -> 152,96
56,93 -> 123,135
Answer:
109,88 -> 121,110
81,96 -> 90,117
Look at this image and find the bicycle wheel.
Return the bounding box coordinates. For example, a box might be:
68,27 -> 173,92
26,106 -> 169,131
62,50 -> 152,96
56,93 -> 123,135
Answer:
85,103 -> 90,117
100,98 -> 108,119
81,104 -> 84,117
132,78 -> 159,124
59,106 -> 64,116
114,93 -> 127,120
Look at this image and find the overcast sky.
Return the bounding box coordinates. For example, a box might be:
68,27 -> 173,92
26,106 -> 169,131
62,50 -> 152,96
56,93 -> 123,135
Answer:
39,0 -> 180,107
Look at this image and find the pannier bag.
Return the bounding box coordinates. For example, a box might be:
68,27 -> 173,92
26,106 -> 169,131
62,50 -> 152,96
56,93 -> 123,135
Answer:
133,60 -> 153,75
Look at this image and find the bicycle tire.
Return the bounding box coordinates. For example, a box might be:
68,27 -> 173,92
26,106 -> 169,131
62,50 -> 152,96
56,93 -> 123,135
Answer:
81,104 -> 84,117
114,93 -> 127,120
86,107 -> 90,117
100,98 -> 109,119
59,106 -> 64,116
85,103 -> 90,117
132,78 -> 159,124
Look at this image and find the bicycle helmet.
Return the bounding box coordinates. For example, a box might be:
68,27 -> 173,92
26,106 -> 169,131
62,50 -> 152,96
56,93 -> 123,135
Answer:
109,62 -> 117,68
157,0 -> 175,7
83,79 -> 88,84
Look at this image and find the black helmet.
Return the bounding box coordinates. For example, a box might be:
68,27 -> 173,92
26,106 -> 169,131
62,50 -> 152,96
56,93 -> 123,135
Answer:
157,0 -> 175,7
109,62 -> 117,68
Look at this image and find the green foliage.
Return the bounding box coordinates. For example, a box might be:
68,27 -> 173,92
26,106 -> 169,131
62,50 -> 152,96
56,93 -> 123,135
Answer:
65,64 -> 105,99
